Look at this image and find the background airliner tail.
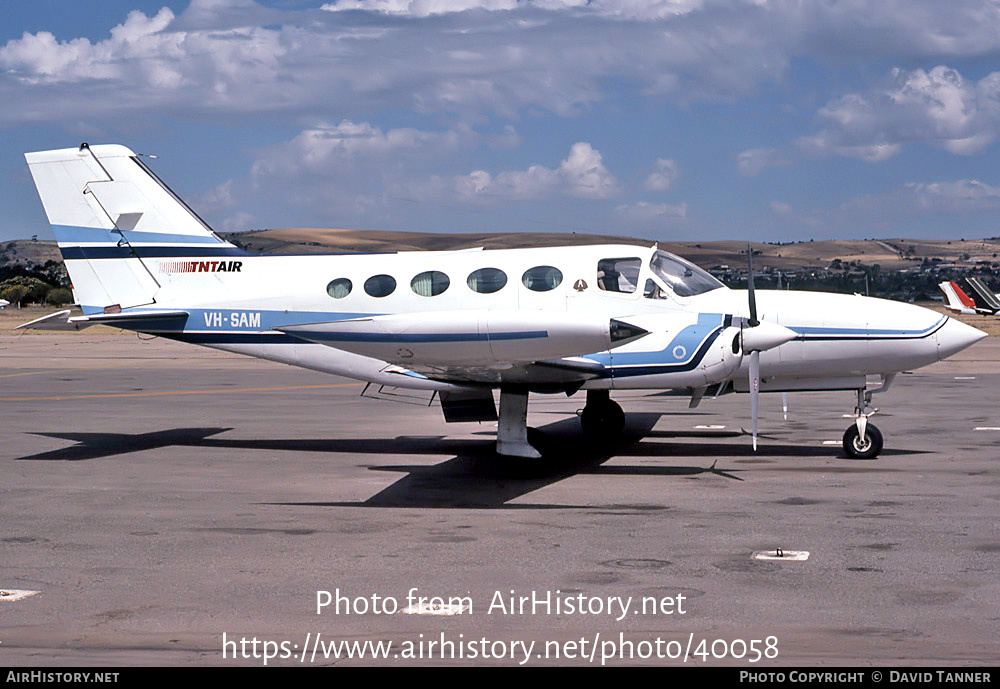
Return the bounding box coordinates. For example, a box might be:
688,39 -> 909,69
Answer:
25,143 -> 240,312
938,280 -> 977,315
964,276 -> 1000,314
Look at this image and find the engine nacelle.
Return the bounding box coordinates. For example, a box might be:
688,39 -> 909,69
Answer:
587,312 -> 744,389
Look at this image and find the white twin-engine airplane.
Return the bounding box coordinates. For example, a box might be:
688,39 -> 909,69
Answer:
21,144 -> 987,460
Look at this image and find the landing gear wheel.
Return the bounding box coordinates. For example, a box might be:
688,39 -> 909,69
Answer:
580,399 -> 625,441
525,427 -> 545,452
842,423 -> 883,459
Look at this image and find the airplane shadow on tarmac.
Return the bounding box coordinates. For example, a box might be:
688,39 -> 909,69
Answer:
18,413 -> 925,509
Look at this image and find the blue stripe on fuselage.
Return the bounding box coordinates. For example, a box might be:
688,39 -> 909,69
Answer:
590,312 -> 726,371
80,307 -> 379,331
79,306 -> 548,345
789,315 -> 947,340
298,330 -> 548,344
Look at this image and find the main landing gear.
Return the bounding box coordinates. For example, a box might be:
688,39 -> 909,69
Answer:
496,388 -> 626,458
842,378 -> 893,459
496,386 -> 540,458
579,390 -> 625,442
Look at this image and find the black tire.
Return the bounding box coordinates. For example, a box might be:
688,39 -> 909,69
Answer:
842,423 -> 883,459
526,426 -> 545,452
580,399 -> 625,441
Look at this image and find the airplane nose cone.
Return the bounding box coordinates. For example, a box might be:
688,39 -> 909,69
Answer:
936,317 -> 987,360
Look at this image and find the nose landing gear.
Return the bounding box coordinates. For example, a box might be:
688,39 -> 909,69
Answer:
843,422 -> 883,459
843,385 -> 886,459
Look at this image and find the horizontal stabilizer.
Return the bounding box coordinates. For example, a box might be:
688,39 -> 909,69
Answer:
15,309 -> 85,331
18,308 -> 189,331
68,309 -> 189,326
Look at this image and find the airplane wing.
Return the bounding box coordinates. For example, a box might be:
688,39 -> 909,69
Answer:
275,309 -> 643,386
382,356 -> 609,387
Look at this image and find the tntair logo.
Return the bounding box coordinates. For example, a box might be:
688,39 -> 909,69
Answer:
160,260 -> 243,274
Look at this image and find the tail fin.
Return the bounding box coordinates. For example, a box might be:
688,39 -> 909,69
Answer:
939,280 -> 976,314
25,143 -> 239,312
964,276 -> 1000,314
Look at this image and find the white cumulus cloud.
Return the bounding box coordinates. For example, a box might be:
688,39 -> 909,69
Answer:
252,120 -> 474,179
737,148 -> 791,176
799,66 -> 1000,161
615,200 -> 688,222
6,1 -> 1000,127
644,158 -> 680,191
452,142 -> 620,201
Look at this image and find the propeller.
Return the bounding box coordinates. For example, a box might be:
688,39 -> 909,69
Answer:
749,346 -> 760,450
739,243 -> 797,451
748,244 -> 759,450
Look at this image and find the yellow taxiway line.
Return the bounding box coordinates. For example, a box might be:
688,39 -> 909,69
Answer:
0,382 -> 362,402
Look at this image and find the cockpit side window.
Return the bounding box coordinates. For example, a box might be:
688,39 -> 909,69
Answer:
644,278 -> 667,300
649,250 -> 724,297
597,257 -> 641,294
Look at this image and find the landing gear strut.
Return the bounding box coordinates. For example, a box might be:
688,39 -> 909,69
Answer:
496,386 -> 541,458
579,390 -> 625,442
842,386 -> 885,459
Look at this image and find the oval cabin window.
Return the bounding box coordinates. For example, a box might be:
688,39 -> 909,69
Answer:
326,278 -> 352,299
522,265 -> 563,292
364,274 -> 397,298
410,270 -> 450,297
467,267 -> 507,294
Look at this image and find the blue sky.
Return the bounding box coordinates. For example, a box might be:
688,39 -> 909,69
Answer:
2,0 -> 1000,243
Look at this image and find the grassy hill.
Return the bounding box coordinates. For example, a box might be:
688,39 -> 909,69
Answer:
222,229 -> 1000,272
5,231 -> 1000,273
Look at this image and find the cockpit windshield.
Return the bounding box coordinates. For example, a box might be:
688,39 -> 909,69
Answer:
649,250 -> 724,297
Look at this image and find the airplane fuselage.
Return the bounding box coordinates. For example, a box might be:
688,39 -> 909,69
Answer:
87,242 -> 975,396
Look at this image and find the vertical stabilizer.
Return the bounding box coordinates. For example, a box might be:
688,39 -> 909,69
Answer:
938,280 -> 977,314
25,143 -> 240,312
964,276 -> 1000,314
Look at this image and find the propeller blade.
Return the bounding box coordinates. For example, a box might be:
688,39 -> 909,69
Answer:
746,242 -> 759,327
749,350 -> 760,451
